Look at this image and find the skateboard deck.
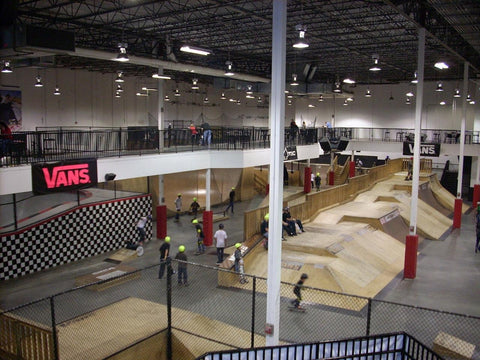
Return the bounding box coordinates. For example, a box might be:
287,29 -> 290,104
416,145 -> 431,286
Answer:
288,306 -> 306,312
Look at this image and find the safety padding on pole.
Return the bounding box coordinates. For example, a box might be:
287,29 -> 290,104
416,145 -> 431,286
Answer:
265,183 -> 270,196
404,234 -> 418,279
304,167 -> 312,193
349,161 -> 356,178
472,184 -> 480,209
156,205 -> 167,239
328,170 -> 335,186
453,198 -> 463,229
203,210 -> 213,246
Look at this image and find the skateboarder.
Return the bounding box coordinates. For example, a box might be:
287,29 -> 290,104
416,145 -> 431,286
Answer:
290,273 -> 308,311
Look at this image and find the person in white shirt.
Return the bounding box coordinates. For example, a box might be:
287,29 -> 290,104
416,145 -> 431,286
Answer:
137,215 -> 152,245
213,223 -> 228,264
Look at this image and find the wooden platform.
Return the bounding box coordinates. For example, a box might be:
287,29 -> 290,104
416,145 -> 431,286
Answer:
105,248 -> 138,264
74,264 -> 140,291
433,332 -> 476,359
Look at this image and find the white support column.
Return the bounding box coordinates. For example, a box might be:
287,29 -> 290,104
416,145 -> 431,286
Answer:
158,175 -> 164,205
409,27 -> 425,235
157,66 -> 165,150
206,168 -> 211,211
266,0 -> 286,347
457,62 -> 469,198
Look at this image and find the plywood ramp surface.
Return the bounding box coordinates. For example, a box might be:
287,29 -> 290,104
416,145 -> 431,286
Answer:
58,297 -> 266,360
430,175 -> 469,213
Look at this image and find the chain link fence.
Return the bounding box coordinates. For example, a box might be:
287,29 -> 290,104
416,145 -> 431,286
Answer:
1,261 -> 478,360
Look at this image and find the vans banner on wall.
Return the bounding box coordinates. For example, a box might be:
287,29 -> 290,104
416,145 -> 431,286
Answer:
32,159 -> 98,194
402,142 -> 440,157
284,146 -> 298,161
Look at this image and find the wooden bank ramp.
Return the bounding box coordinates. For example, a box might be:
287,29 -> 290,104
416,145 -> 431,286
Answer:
57,297 -> 266,360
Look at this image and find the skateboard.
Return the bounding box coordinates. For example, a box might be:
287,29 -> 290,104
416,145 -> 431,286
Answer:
288,305 -> 306,312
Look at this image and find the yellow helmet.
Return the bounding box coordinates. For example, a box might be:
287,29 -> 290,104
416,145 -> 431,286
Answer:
192,219 -> 199,224
179,245 -> 185,252
197,229 -> 202,233
316,172 -> 320,176
264,213 -> 269,221
165,236 -> 171,243
235,243 -> 241,248
193,197 -> 197,201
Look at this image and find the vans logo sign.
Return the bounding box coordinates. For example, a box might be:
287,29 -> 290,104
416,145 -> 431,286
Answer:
32,159 -> 98,194
403,142 -> 440,157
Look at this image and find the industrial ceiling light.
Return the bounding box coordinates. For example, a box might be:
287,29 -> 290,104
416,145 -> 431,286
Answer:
411,71 -> 418,84
343,100 -> 348,106
287,93 -> 293,99
165,95 -> 171,102
191,78 -> 199,90
236,99 -> 241,105
53,86 -> 61,96
246,85 -> 253,95
174,88 -> 181,97
180,45 -> 211,56
290,73 -> 299,86
142,86 -> 157,92
224,61 -> 235,76
439,101 -> 446,105
369,55 -> 381,71
406,91 -> 414,97
346,97 -> 354,102
135,92 -> 147,97
246,94 -> 254,99
453,88 -> 461,97
343,77 -> 355,84
116,91 -> 122,98
114,44 -> 129,62
293,25 -> 309,49
318,94 -> 324,102
34,75 -> 43,88
434,61 -> 449,70
469,100 -> 476,105
405,98 -> 411,105
257,96 -> 262,103
308,104 -> 315,108
220,92 -> 227,100
152,73 -> 171,80
115,72 -> 124,83
466,94 -> 472,102
365,89 -> 372,97
203,96 -> 209,103
333,81 -> 342,93
287,99 -> 292,106
116,84 -> 124,93
1,61 -> 13,73
436,82 -> 444,91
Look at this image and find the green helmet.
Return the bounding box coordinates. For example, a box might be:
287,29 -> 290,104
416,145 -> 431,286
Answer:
316,172 -> 320,176
264,213 -> 269,221
165,236 -> 171,243
179,245 -> 185,252
192,219 -> 199,224
235,243 -> 241,248
193,197 -> 197,201
197,228 -> 201,233
177,193 -> 182,197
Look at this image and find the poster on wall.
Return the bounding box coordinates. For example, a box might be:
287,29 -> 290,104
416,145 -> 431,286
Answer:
0,89 -> 22,130
32,159 -> 98,194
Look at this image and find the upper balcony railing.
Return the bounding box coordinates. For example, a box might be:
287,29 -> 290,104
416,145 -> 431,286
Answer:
0,125 -> 478,167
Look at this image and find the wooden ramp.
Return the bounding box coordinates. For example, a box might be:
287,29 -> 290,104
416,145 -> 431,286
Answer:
105,248 -> 138,264
58,297 -> 267,360
74,265 -> 140,291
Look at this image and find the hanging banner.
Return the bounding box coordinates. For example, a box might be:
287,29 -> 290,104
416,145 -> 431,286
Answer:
284,146 -> 298,161
403,142 -> 440,157
32,159 -> 98,194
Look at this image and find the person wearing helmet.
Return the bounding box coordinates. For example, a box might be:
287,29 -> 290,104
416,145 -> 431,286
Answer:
195,227 -> 205,255
314,172 -> 322,191
261,213 -> 269,250
175,245 -> 188,286
291,273 -> 309,310
189,197 -> 200,220
234,243 -> 248,284
405,157 -> 413,181
174,194 -> 182,222
214,223 -> 228,264
224,187 -> 236,216
158,236 -> 171,279
136,214 -> 152,246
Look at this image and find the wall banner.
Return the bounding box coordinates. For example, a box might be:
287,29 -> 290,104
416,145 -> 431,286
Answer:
284,146 -> 298,161
402,142 -> 440,157
32,159 -> 98,194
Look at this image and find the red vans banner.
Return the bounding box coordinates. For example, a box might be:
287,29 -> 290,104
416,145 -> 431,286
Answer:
32,159 -> 98,194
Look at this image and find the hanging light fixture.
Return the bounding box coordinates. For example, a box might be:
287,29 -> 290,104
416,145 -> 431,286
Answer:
115,91 -> 122,98
116,84 -> 124,93
411,71 -> 418,84
1,61 -> 13,73
224,61 -> 235,76
405,98 -> 411,105
466,94 -> 472,102
191,78 -> 199,90
220,92 -> 227,100
165,95 -> 171,102
53,86 -> 61,96
436,82 -> 444,92
174,88 -> 181,97
115,72 -> 125,83
369,55 -> 381,71
114,43 -> 129,62
180,45 -> 211,56
287,99 -> 292,106
318,94 -> 324,102
152,72 -> 171,79
308,104 -> 315,108
439,101 -> 446,105
406,91 -> 414,97
434,61 -> 449,70
333,80 -> 342,93
343,77 -> 355,84
203,96 -> 209,103
290,73 -> 299,86
343,100 -> 348,106
34,75 -> 43,88
257,96 -> 263,103
365,89 -> 372,97
236,99 -> 241,105
293,25 -> 309,49
246,85 -> 253,95
453,88 -> 461,98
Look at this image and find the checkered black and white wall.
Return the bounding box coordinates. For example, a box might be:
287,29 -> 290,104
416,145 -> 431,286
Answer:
0,195 -> 152,281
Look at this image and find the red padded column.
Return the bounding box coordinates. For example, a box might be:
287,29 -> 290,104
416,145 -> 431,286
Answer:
328,171 -> 335,186
304,167 -> 312,193
349,161 -> 356,178
265,183 -> 270,196
453,198 -> 463,229
203,210 -> 213,246
472,184 -> 480,209
156,205 -> 167,239
404,234 -> 418,279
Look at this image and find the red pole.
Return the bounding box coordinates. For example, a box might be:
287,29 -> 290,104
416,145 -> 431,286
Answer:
328,170 -> 335,186
304,167 -> 312,193
265,183 -> 269,196
453,198 -> 463,229
472,184 -> 480,209
349,161 -> 356,178
404,234 -> 418,279
202,210 -> 213,246
156,205 -> 167,239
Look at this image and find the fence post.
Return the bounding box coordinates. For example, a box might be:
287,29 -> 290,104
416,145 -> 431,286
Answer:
13,193 -> 18,231
250,277 -> 256,348
166,261 -> 173,360
50,296 -> 60,360
366,298 -> 372,336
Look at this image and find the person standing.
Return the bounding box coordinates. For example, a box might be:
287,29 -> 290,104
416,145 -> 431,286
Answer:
475,203 -> 480,253
0,121 -> 12,158
175,245 -> 188,286
188,123 -> 198,145
234,243 -> 248,284
136,215 -> 152,246
158,236 -> 171,279
261,213 -> 269,250
213,223 -> 227,264
314,172 -> 321,191
190,197 -> 200,219
224,187 -> 235,215
195,228 -> 205,255
200,120 -> 212,147
291,273 -> 308,309
310,172 -> 315,189
174,193 -> 182,222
